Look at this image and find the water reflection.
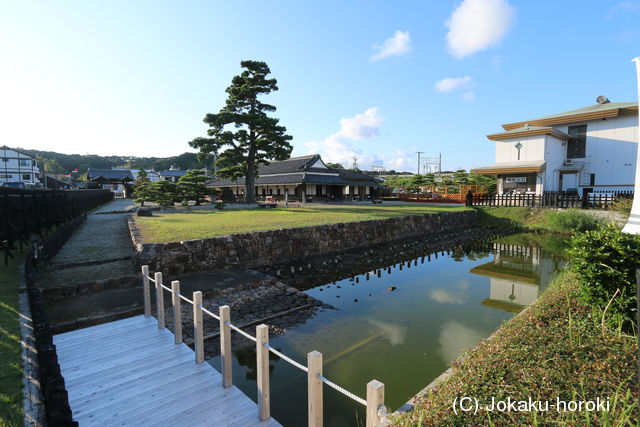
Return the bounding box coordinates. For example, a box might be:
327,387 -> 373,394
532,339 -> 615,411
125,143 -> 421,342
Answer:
219,233 -> 566,427
470,241 -> 564,312
438,320 -> 485,363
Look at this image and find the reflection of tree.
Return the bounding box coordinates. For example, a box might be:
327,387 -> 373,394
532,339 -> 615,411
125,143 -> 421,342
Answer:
233,343 -> 278,381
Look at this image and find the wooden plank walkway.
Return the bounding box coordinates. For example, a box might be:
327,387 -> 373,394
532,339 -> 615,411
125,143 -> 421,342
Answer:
54,315 -> 281,426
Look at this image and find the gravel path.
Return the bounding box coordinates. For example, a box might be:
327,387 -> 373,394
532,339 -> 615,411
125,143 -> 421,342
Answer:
44,200 -> 136,284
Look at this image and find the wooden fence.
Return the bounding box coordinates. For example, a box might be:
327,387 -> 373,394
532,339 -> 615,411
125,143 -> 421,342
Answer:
1,188 -> 113,265
470,190 -> 633,209
143,266 -> 388,427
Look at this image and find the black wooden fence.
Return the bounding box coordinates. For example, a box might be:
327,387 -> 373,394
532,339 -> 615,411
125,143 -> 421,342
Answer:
471,190 -> 633,209
1,188 -> 113,265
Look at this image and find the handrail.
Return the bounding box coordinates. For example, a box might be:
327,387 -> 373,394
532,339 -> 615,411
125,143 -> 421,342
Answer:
264,343 -> 307,372
226,320 -> 257,343
140,265 -> 385,426
200,305 -> 220,321
178,293 -> 193,305
319,375 -> 367,406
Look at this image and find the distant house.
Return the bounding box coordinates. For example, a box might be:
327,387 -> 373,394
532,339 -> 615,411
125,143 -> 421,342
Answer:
472,97 -> 638,195
208,154 -> 382,201
87,168 -> 135,197
111,168 -> 162,183
159,166 -> 187,183
0,146 -> 41,187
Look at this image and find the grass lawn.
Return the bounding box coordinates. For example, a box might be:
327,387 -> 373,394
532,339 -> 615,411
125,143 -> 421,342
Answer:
0,251 -> 25,427
394,271 -> 638,426
136,204 -> 469,243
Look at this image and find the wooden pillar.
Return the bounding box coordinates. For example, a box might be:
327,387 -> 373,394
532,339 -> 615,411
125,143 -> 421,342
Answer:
171,280 -> 182,344
219,305 -> 232,387
141,265 -> 150,317
307,350 -> 323,427
193,291 -> 204,363
154,272 -> 164,329
256,324 -> 270,421
366,380 -> 385,427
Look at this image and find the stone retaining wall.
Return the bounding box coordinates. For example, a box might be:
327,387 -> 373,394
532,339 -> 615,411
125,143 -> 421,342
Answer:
130,210 -> 477,276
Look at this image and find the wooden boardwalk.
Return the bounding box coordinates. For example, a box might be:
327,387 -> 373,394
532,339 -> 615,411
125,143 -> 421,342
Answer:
54,315 -> 281,426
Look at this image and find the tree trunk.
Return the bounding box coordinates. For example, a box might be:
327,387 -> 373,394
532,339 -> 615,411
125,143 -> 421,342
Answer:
245,147 -> 256,204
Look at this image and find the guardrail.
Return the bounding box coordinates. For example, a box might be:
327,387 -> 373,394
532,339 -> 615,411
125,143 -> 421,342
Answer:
141,265 -> 388,427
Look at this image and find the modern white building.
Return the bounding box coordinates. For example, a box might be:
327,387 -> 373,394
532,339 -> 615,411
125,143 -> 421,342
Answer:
0,146 -> 41,187
472,97 -> 638,195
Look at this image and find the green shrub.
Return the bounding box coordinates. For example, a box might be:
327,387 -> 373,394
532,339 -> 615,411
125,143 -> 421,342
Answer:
568,224 -> 640,330
611,197 -> 632,215
215,201 -> 225,210
545,209 -> 602,233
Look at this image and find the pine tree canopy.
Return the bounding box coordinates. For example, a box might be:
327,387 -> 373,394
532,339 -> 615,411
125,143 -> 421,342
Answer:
189,60 -> 293,203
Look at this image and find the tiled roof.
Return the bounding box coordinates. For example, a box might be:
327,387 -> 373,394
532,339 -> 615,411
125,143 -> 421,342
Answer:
88,168 -> 135,182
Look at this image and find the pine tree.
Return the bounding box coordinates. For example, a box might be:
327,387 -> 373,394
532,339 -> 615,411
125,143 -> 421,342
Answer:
189,60 -> 293,204
150,180 -> 179,207
177,170 -> 212,205
133,169 -> 153,206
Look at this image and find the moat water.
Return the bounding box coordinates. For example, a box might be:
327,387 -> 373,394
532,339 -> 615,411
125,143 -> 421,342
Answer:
209,233 -> 566,426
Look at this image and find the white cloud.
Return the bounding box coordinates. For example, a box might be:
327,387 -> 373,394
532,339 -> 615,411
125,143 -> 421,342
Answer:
607,1 -> 640,18
446,0 -> 515,59
438,320 -> 484,362
434,76 -> 474,93
429,289 -> 467,304
303,108 -> 414,171
339,107 -> 383,139
370,30 -> 412,61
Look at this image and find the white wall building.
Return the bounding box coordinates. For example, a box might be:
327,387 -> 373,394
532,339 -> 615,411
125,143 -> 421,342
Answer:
472,97 -> 638,195
0,146 -> 41,187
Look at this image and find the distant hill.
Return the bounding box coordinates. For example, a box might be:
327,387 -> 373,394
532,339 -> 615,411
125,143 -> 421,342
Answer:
12,147 -> 209,173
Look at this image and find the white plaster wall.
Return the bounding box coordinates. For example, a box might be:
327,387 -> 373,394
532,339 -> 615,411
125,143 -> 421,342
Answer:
495,135 -> 546,162
306,184 -> 316,195
543,135 -> 567,192
552,115 -> 637,189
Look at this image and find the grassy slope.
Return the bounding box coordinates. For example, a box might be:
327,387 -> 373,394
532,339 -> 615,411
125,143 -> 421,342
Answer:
0,252 -> 25,427
136,205 -> 467,243
394,271 -> 638,426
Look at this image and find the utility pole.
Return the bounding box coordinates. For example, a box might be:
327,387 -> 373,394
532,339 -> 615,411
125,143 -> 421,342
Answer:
438,153 -> 442,174
416,151 -> 424,175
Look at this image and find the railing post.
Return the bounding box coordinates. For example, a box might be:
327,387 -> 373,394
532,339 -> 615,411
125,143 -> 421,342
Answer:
154,272 -> 164,329
193,291 -> 204,364
141,265 -> 150,317
171,280 -> 182,344
366,380 -> 385,427
307,350 -> 323,427
219,305 -> 232,388
256,324 -> 270,421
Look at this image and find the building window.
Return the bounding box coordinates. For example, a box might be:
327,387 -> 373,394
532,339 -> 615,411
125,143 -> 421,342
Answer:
1,158 -> 7,162
22,174 -> 31,180
590,174 -> 595,186
0,174 -> 13,179
19,159 -> 29,166
567,125 -> 587,159
514,142 -> 523,160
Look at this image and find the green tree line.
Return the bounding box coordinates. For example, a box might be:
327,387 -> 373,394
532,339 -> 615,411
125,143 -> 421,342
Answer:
383,170 -> 496,193
12,148 -> 210,174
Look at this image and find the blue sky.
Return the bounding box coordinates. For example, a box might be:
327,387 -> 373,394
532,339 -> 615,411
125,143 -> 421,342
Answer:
1,0 -> 638,172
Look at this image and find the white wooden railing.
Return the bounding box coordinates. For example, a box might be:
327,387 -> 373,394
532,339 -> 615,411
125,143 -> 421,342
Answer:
141,265 -> 388,427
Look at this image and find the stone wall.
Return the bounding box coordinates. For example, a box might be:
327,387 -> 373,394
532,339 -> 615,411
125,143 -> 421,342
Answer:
129,210 -> 477,276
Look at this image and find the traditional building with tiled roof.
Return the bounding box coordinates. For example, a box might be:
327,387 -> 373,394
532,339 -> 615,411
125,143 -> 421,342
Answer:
208,154 -> 382,201
472,96 -> 638,195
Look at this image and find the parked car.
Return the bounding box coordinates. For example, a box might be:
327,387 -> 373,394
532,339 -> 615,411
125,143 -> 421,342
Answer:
1,182 -> 26,189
